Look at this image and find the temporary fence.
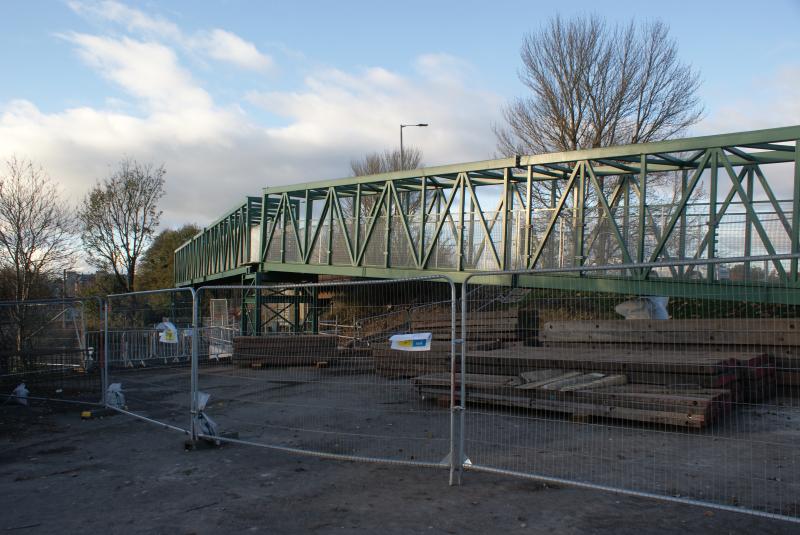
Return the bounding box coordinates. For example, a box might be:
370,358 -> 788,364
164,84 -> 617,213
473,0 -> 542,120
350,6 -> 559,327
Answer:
194,276 -> 459,478
104,288 -> 195,434
0,297 -> 103,406
5,255 -> 800,524
457,254 -> 800,522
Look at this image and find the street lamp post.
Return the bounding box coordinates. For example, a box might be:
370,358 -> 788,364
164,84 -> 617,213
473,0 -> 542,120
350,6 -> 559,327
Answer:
400,123 -> 428,170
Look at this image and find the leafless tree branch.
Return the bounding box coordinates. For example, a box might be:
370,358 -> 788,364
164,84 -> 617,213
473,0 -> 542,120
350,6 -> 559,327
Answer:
0,157 -> 76,302
78,159 -> 166,292
345,148 -> 424,219
495,15 -> 703,156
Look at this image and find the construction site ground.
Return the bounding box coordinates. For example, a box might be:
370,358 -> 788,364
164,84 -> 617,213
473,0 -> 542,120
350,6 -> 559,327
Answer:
2,390 -> 799,534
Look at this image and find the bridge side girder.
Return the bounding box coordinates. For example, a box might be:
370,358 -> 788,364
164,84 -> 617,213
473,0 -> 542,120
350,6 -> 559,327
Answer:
175,125 -> 800,296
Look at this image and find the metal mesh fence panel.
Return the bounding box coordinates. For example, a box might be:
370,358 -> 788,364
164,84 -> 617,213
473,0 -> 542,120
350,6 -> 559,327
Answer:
458,255 -> 800,522
0,298 -> 103,406
105,288 -> 194,433
196,276 -> 456,472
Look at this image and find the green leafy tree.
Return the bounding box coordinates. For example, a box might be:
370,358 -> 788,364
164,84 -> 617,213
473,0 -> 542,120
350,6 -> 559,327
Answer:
137,224 -> 200,290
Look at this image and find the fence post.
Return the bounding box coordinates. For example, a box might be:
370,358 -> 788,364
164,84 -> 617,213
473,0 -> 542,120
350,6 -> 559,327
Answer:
190,287 -> 200,441
102,299 -> 109,406
457,276 -> 471,485
448,279 -> 457,485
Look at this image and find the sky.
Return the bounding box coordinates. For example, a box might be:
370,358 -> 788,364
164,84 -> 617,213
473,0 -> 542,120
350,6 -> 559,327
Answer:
0,0 -> 799,229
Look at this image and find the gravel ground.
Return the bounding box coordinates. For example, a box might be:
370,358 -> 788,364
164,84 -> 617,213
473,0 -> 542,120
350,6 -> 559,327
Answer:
1,399 -> 799,535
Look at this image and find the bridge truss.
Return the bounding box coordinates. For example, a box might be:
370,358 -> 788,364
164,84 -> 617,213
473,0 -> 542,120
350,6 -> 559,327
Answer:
175,125 -> 800,302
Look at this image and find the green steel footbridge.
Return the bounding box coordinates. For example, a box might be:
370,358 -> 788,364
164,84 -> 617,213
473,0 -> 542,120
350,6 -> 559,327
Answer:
175,125 -> 800,305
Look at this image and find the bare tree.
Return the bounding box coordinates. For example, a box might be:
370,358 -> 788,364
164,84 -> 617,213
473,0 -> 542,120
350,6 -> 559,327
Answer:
0,157 -> 75,371
79,159 -> 166,293
496,15 -> 702,155
345,148 -> 423,219
350,147 -> 422,177
0,157 -> 75,302
495,16 -> 703,266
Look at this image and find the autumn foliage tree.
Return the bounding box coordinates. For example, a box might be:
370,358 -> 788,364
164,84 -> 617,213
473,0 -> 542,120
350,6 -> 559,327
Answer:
137,224 -> 200,290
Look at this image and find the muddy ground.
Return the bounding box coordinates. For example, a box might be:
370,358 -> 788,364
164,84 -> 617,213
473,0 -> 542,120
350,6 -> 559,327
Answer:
1,393 -> 799,534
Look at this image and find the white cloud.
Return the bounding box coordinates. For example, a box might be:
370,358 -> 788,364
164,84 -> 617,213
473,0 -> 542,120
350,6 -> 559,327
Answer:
1,22 -> 501,230
63,33 -> 212,112
68,1 -> 273,72
10,2 -> 796,236
196,29 -> 273,71
247,64 -> 502,170
414,53 -> 475,86
68,0 -> 181,40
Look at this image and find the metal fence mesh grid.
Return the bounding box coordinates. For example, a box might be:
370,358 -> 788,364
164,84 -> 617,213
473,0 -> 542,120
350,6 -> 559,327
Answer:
195,277 -> 456,470
458,257 -> 800,520
1,298 -> 102,405
105,288 -> 194,433
5,255 -> 800,523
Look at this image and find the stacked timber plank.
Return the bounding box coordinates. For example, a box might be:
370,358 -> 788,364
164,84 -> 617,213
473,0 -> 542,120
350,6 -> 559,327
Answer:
411,341 -> 768,427
404,316 -> 794,427
372,340 -> 452,378
326,347 -> 376,374
356,310 -> 410,343
369,308 -> 518,378
460,345 -> 743,388
413,372 -> 731,429
464,345 -> 775,401
772,347 -> 800,387
541,318 -> 795,391
410,309 -> 519,342
232,335 -> 338,368
540,318 -> 800,347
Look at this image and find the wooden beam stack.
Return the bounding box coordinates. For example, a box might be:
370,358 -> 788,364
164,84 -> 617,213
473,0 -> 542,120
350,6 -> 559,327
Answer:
410,309 -> 519,342
540,318 -> 800,347
461,345 -> 744,388
366,308 -> 517,378
413,372 -> 732,429
371,340 -> 452,378
232,335 -> 338,368
541,318 -> 793,392
326,347 -> 376,374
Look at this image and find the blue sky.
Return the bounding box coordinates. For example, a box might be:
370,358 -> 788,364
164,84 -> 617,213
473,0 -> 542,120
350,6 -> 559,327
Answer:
1,0 -> 798,227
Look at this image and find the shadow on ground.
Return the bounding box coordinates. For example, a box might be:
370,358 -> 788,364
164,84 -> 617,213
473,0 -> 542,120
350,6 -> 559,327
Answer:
0,403 -> 797,535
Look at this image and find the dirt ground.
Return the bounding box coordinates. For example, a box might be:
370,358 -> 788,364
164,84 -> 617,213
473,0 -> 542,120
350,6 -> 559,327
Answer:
1,400 -> 799,535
